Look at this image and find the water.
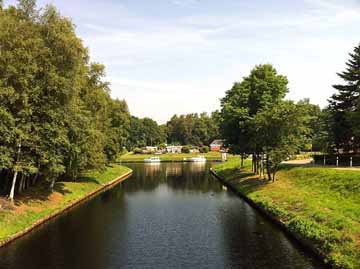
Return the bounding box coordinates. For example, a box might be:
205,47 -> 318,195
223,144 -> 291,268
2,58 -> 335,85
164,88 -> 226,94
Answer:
0,162 -> 324,269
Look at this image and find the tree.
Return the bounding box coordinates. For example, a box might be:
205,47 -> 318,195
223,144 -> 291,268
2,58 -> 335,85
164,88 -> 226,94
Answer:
0,1 -> 131,200
17,0 -> 38,18
220,64 -> 289,170
0,3 -> 43,200
296,99 -> 321,151
329,43 -> 360,152
254,101 -> 309,181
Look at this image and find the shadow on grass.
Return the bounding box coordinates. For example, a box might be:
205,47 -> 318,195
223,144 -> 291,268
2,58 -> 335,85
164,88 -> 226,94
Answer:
14,182 -> 71,206
217,167 -> 273,196
76,176 -> 100,184
13,175 -> 103,207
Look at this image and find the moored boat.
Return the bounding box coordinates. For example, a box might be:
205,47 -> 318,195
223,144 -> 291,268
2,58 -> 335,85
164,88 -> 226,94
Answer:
189,155 -> 206,162
144,156 -> 161,163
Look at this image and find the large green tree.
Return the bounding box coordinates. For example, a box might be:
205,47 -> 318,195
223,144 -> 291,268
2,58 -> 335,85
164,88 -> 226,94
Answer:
0,1 -> 131,200
220,64 -> 288,168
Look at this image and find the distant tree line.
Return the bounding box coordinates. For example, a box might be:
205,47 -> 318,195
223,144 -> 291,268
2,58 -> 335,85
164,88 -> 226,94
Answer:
127,113 -> 221,149
166,112 -> 220,146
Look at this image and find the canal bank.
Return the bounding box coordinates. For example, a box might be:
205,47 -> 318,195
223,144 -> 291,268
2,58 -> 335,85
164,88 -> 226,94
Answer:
210,168 -> 327,267
118,152 -> 224,163
212,158 -> 360,269
0,164 -> 132,249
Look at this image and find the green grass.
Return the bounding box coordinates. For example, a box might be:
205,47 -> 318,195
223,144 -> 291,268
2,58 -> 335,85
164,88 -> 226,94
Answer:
214,157 -> 360,269
118,151 -> 223,162
0,164 -> 131,243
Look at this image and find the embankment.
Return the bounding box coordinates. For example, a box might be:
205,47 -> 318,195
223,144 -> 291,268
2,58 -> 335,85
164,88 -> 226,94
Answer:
212,158 -> 360,269
0,164 -> 132,248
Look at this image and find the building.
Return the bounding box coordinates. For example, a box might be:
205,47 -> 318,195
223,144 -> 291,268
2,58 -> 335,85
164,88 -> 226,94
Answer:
210,139 -> 224,151
143,146 -> 158,153
166,145 -> 183,153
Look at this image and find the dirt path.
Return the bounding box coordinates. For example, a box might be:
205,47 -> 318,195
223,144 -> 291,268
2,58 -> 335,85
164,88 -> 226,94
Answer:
282,159 -> 313,165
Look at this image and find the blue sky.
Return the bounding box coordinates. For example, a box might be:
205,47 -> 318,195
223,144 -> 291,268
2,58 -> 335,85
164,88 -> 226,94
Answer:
6,0 -> 360,123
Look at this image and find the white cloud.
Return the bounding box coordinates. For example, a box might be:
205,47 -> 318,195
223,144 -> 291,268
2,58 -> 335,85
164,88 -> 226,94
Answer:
7,0 -> 358,122
171,0 -> 199,8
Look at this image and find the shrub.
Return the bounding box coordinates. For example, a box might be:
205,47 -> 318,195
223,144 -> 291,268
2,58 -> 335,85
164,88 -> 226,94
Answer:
181,146 -> 190,153
133,148 -> 142,154
200,146 -> 209,153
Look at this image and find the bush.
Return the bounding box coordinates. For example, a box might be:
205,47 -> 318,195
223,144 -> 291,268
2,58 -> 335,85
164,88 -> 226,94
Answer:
181,146 -> 190,153
200,146 -> 209,153
133,148 -> 142,154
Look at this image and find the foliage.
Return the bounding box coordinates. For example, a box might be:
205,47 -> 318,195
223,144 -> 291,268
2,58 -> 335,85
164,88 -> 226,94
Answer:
220,64 -> 308,179
127,116 -> 165,150
133,148 -> 142,154
200,146 -> 209,153
0,1 -> 130,199
328,43 -> 360,152
254,101 -> 309,180
166,112 -> 219,146
181,145 -> 191,154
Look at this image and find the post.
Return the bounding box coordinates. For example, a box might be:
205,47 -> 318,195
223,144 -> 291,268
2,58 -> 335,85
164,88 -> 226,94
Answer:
350,157 -> 353,167
336,156 -> 339,167
323,155 -> 326,166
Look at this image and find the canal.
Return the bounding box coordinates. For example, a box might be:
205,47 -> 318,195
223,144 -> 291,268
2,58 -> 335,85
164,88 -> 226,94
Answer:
0,162 -> 324,268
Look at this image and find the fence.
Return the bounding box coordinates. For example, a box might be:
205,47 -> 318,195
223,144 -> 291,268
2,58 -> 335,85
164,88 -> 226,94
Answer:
313,154 -> 360,167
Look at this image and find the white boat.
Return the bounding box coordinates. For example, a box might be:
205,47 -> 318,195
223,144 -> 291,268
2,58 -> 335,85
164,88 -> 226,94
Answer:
144,156 -> 161,163
189,155 -> 206,162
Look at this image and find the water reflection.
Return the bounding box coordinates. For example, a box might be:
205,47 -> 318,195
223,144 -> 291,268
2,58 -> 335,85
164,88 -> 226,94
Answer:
0,162 -> 323,269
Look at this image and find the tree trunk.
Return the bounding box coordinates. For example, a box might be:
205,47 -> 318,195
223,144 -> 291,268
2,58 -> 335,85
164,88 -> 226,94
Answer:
18,173 -> 24,193
9,170 -> 18,202
50,177 -> 56,190
240,153 -> 244,168
26,176 -> 30,189
259,154 -> 263,178
266,155 -> 272,181
254,153 -> 258,174
32,173 -> 38,185
262,154 -> 265,179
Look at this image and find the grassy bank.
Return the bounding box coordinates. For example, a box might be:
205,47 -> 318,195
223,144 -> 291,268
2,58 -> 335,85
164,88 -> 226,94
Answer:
0,164 -> 131,245
119,151 -> 223,162
213,157 -> 360,268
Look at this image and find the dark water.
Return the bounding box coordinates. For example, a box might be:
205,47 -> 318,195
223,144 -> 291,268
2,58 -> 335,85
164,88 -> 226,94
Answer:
0,162 -> 324,269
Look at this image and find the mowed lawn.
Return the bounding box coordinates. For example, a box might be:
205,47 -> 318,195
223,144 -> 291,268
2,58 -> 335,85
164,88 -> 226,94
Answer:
118,151 -> 223,162
214,157 -> 360,269
0,164 -> 131,244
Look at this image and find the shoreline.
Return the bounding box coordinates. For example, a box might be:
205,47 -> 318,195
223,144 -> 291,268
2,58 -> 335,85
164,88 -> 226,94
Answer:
209,168 -> 329,268
0,168 -> 133,249
119,160 -> 222,163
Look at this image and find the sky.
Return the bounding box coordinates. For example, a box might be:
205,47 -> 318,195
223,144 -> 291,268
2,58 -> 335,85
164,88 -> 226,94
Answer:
6,0 -> 360,123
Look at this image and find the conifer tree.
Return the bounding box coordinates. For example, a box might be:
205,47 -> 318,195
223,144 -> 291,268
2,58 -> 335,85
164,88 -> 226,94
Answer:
329,43 -> 360,152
